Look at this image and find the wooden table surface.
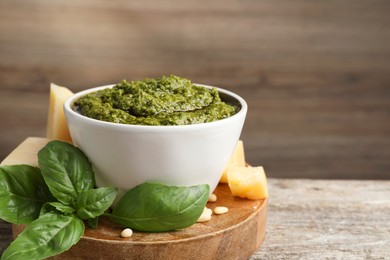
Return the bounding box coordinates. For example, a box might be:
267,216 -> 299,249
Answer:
1,178 -> 389,259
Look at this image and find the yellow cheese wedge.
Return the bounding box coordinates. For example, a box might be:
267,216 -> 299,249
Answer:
46,83 -> 73,142
227,166 -> 268,200
1,137 -> 50,166
220,140 -> 246,183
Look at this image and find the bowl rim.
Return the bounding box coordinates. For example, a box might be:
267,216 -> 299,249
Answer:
64,83 -> 247,131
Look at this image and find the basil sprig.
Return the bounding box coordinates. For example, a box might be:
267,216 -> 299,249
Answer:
0,141 -> 118,260
0,140 -> 210,259
107,182 -> 210,232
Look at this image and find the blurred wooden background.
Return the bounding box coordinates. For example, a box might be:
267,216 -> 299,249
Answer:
0,0 -> 389,179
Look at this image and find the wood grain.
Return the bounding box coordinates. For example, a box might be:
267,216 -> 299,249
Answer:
12,185 -> 267,260
2,178 -> 389,259
252,178 -> 390,259
0,0 -> 390,179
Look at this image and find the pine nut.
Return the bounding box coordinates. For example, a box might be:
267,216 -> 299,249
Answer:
214,206 -> 229,215
203,207 -> 213,216
197,212 -> 212,222
208,193 -> 217,202
121,228 -> 133,238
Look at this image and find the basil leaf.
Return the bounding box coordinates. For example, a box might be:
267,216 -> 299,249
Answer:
107,182 -> 210,232
1,212 -> 84,260
38,140 -> 95,207
40,202 -> 57,216
0,165 -> 54,224
40,202 -> 75,216
48,202 -> 75,215
76,187 -> 118,220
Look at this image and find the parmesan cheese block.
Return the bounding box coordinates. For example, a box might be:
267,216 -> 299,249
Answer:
227,166 -> 268,200
1,137 -> 50,166
46,83 -> 73,142
220,140 -> 246,183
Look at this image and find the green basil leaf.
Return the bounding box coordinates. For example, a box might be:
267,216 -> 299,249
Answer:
48,202 -> 75,215
38,140 -> 95,207
76,187 -> 118,220
1,212 -> 84,260
0,165 -> 54,224
40,202 -> 75,216
40,202 -> 57,216
107,182 -> 210,232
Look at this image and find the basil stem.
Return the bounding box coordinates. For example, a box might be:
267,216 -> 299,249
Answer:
87,217 -> 99,229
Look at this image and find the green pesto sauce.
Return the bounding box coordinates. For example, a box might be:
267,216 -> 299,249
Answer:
73,75 -> 239,126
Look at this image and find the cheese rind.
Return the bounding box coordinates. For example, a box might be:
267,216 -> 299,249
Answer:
220,140 -> 245,183
227,166 -> 268,200
46,83 -> 73,142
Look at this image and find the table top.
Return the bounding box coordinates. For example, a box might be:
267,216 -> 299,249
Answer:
1,178 -> 389,259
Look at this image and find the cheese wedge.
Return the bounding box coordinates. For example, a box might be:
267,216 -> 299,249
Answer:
227,166 -> 268,200
46,83 -> 73,142
1,137 -> 50,166
220,140 -> 246,183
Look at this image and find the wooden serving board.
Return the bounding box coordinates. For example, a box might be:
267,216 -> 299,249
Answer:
3,138 -> 267,260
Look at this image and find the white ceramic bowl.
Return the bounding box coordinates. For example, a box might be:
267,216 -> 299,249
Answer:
64,84 -> 247,199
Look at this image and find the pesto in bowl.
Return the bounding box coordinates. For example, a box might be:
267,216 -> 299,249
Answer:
64,76 -> 247,202
73,75 -> 238,126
